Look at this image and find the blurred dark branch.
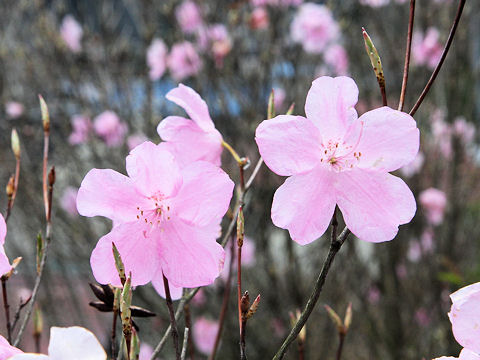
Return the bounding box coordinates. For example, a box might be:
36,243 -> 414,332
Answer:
398,0 -> 415,112
163,274 -> 181,360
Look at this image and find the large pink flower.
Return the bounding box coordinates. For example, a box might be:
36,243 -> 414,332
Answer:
435,349 -> 480,360
77,141 -> 233,288
255,76 -> 419,244
157,84 -> 223,167
0,334 -> 22,359
0,215 -> 11,276
167,42 -> 202,81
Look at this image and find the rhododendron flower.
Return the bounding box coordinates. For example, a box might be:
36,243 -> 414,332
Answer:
412,27 -> 443,70
93,111 -> 127,147
157,84 -> 223,167
400,152 -> 424,177
77,141 -> 233,288
5,102 -> 24,119
207,24 -> 232,68
167,42 -> 202,81
8,326 -> 106,360
453,117 -> 475,144
419,188 -> 447,226
0,215 -> 11,276
60,187 -> 79,216
127,133 -> 148,151
193,317 -> 219,355
146,38 -> 168,81
250,7 -> 269,30
324,45 -> 349,76
435,349 -> 480,360
60,15 -> 83,53
0,335 -> 22,358
290,3 -> 339,54
68,115 -> 92,145
175,0 -> 203,35
255,76 -> 419,244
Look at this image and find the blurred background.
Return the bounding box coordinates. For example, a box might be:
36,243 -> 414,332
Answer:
0,0 -> 479,359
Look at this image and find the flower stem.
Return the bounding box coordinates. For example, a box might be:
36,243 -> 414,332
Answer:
1,278 -> 11,342
222,141 -> 243,165
112,309 -> 118,360
336,333 -> 345,360
180,328 -> 189,360
163,275 -> 181,360
398,0 -> 415,111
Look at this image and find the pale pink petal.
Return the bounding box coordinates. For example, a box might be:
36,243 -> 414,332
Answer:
8,355 -> 48,360
172,161 -> 234,227
139,344 -> 153,360
157,116 -> 223,166
335,169 -> 416,242
77,169 -> 147,224
151,273 -> 183,301
0,250 -> 11,277
271,166 -> 336,245
356,107 -> 420,172
0,215 -> 5,246
255,115 -> 323,176
193,317 -> 219,355
459,349 -> 480,360
0,335 -> 23,358
159,219 -> 225,288
125,141 -> 182,198
166,84 -> 214,132
48,326 -> 106,360
90,222 -> 160,287
305,76 -> 358,141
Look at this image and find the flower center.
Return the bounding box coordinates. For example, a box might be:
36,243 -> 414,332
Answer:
135,193 -> 172,227
320,138 -> 362,172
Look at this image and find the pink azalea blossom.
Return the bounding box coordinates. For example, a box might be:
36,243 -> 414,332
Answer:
412,27 -> 443,70
255,76 -> 419,244
157,84 -> 223,167
0,215 -> 11,276
68,115 -> 92,145
324,45 -> 349,76
400,152 -> 424,177
167,42 -> 202,81
419,188 -> 447,226
207,24 -> 232,68
290,3 -> 339,54
60,15 -> 83,53
60,187 -> 79,216
250,7 -> 269,30
147,38 -> 168,81
431,110 -> 452,158
127,133 -> 148,151
9,326 -> 106,359
77,141 -> 233,288
93,111 -> 127,147
0,335 -> 23,359
139,343 -> 153,360
434,349 -> 480,360
175,1 -> 203,35
221,236 -> 256,280
453,117 -> 475,144
5,102 -> 24,119
193,317 -> 219,355
273,87 -> 286,111
152,275 -> 184,301
407,240 -> 422,262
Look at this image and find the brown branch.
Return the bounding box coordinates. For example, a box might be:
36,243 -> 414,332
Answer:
1,278 -> 11,342
111,309 -> 118,359
336,333 -> 345,360
163,275 -> 181,360
398,0 -> 415,111
409,0 -> 466,116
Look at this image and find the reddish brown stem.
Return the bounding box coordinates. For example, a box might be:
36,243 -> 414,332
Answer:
398,0 -> 415,111
336,333 -> 345,360
163,275 -> 181,360
183,304 -> 194,360
298,340 -> 304,360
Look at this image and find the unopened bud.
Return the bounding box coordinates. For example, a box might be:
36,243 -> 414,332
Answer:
344,302 -> 353,331
286,102 -> 295,116
362,28 -> 385,88
112,242 -> 126,285
33,306 -> 43,336
325,305 -> 343,333
48,166 -> 56,187
6,175 -> 15,199
267,89 -> 275,119
2,257 -> 22,280
38,95 -> 50,133
130,329 -> 140,360
11,129 -> 20,160
240,291 -> 250,315
246,294 -> 261,319
237,206 -> 244,248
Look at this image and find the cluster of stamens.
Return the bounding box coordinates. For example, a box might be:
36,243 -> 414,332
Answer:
319,139 -> 362,172
135,194 -> 172,227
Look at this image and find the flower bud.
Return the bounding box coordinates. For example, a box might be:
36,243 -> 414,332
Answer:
38,95 -> 50,133
11,129 -> 20,160
246,294 -> 261,319
240,291 -> 250,315
112,242 -> 126,285
6,175 -> 15,199
33,306 -> 43,336
344,302 -> 353,331
362,27 -> 385,89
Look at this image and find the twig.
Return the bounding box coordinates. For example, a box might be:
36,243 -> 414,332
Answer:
398,0 -> 415,111
112,309 -> 118,359
180,328 -> 189,360
183,304 -> 194,360
271,221 -> 350,360
1,278 -> 11,342
163,274 -> 181,360
336,333 -> 345,360
10,296 -> 31,333
409,0 -> 466,116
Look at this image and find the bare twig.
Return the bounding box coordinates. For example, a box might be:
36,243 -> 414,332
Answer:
10,296 -> 31,333
336,333 -> 345,360
163,275 -> 181,360
398,0 -> 415,111
1,278 -> 11,342
180,328 -> 189,360
409,0 -> 466,116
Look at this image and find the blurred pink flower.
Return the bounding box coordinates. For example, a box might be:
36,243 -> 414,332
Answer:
77,141 -> 233,288
157,84 -> 223,167
271,318 -> 286,338
5,101 -> 24,119
407,240 -> 422,262
127,133 -> 148,151
367,286 -> 381,304
0,215 -> 11,276
400,152 -> 424,177
147,38 -> 168,81
431,111 -> 452,158
453,117 -> 475,144
60,15 -> 83,53
396,263 -> 407,279
250,7 -> 269,30
221,236 -> 256,280
60,187 -> 79,216
290,3 -> 339,54
359,0 -> 390,7
448,282 -> 480,355
139,343 -> 153,360
435,349 -> 480,360
93,111 -> 127,147
255,76 -> 419,244
207,24 -> 232,68
167,42 -> 202,81
251,0 -> 303,6
273,87 -> 286,111
175,0 -> 203,34
193,317 -> 219,355
419,188 -> 447,226
324,44 -> 349,75
414,308 -> 431,327
412,27 -> 443,70
0,335 -> 22,358
421,229 -> 434,253
68,114 -> 92,145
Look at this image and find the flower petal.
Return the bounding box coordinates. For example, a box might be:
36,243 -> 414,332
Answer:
90,222 -> 160,287
77,169 -> 146,224
0,335 -> 23,359
166,84 -> 214,132
0,215 -> 5,245
172,161 -> 234,227
151,273 -> 183,301
125,141 -> 182,198
271,166 -> 336,245
159,219 -> 224,288
335,169 -> 416,242
157,116 -> 223,167
48,326 -> 106,360
305,76 -> 358,141
356,107 -> 420,172
255,115 -> 323,176
8,355 -> 48,360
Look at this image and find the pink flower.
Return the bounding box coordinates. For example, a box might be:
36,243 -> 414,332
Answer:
191,288 -> 207,307
77,141 -> 233,288
221,236 -> 256,280
93,111 -> 127,147
435,349 -> 480,360
273,87 -> 286,111
396,263 -> 407,279
367,286 -> 380,304
0,335 -> 22,358
167,42 -> 202,81
419,188 -> 447,226
9,326 -> 106,359
68,115 -> 92,145
324,45 -> 349,75
453,117 -> 475,144
193,317 -> 219,355
152,276 -> 183,301
359,0 -> 390,7
400,152 -> 424,177
414,307 -> 431,327
207,24 -> 232,68
407,240 -> 422,262
412,27 -> 443,70
421,229 -> 434,253
147,39 -> 168,81
5,102 -> 24,119
290,3 -> 339,54
250,7 -> 269,30
127,133 -> 148,151
0,215 -> 11,276
60,187 -> 79,216
139,343 -> 153,360
157,84 -> 223,167
175,1 -> 203,34
255,76 -> 419,244
60,15 -> 83,53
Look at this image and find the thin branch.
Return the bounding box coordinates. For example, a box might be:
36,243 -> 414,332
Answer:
271,223 -> 350,360
180,328 -> 189,360
111,309 -> 118,359
183,304 -> 194,360
1,278 -> 11,342
409,0 -> 466,116
163,275 -> 181,360
398,0 -> 415,111
336,333 -> 345,360
10,296 -> 31,333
